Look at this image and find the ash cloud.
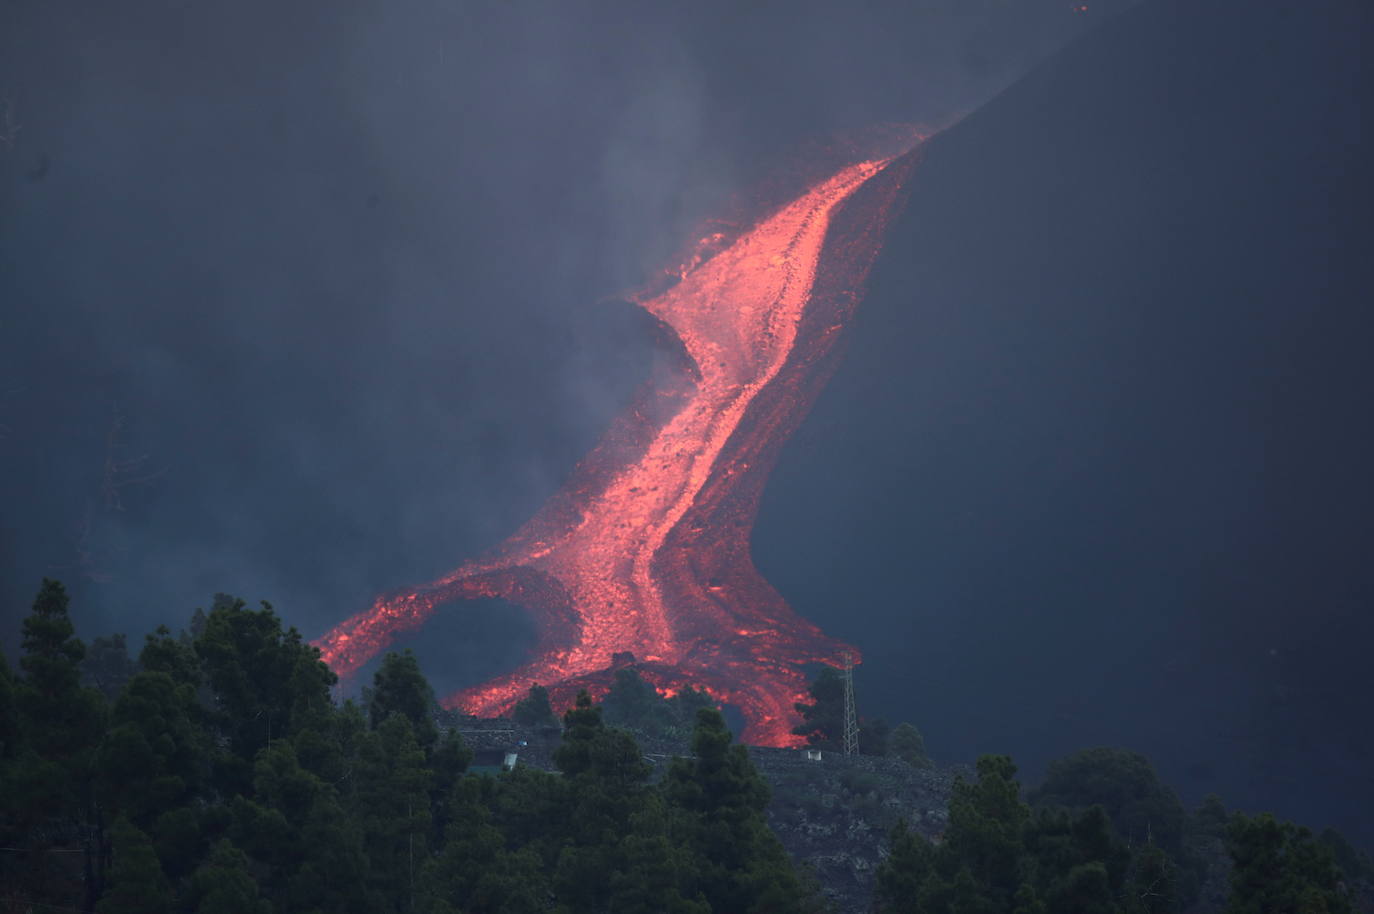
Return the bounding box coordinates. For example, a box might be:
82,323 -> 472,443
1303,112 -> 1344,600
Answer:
0,0 -> 1113,647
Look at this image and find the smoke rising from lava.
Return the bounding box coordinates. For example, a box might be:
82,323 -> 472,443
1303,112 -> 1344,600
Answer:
315,131 -> 924,745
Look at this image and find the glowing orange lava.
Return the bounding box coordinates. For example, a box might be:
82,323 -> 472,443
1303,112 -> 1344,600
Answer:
315,132 -> 924,745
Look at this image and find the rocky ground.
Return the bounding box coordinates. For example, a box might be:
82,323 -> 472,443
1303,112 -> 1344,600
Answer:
436,711 -> 965,913
435,715 -> 1374,914
748,747 -> 966,913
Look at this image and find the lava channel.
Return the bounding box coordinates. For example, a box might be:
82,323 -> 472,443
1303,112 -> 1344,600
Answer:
315,134 -> 924,746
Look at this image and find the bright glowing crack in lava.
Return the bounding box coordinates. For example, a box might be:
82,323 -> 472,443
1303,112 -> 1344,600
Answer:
315,139 -> 921,746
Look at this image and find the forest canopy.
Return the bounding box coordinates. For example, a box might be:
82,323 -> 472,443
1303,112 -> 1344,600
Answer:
2,580 -> 1368,913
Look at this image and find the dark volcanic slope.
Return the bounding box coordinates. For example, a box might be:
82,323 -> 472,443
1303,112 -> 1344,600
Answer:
755,0 -> 1371,841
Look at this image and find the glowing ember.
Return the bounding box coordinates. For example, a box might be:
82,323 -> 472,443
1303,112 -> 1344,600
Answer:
315,133 -> 924,745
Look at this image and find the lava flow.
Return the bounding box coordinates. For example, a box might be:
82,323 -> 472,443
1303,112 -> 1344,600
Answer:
315,132 -> 924,746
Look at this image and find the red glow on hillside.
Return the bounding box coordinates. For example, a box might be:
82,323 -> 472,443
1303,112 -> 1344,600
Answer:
314,132 -> 924,746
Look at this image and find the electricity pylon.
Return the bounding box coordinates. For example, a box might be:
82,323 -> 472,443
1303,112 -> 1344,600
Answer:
842,652 -> 859,757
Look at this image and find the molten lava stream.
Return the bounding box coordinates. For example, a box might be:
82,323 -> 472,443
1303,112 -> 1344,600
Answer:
315,139 -> 921,746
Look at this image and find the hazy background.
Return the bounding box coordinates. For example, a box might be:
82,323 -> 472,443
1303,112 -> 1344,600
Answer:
756,0 -> 1371,844
4,0 -> 1369,844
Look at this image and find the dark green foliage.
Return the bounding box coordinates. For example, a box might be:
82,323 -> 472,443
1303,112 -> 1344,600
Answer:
860,716 -> 891,756
792,666 -> 845,747
9,577 -> 1371,914
140,624 -> 202,689
355,713 -> 432,909
4,580 -> 107,910
1317,827 -> 1374,884
1048,861 -> 1116,914
186,839 -> 271,914
82,632 -> 138,701
234,739 -> 375,913
20,579 -> 85,700
606,827 -> 711,914
600,666 -> 719,741
1029,747 -> 1186,855
510,683 -> 559,729
876,820 -> 937,909
602,665 -> 664,729
420,777 -> 549,914
4,582 -> 827,914
669,684 -> 716,723
1024,805 -> 1130,913
552,690 -> 658,910
1029,747 -> 1207,907
877,755 -> 1139,914
554,689 -> 642,781
793,669 -> 898,756
99,670 -> 207,827
194,595 -> 337,794
427,689 -> 714,913
890,721 -> 932,768
943,755 -> 1031,903
0,650 -> 17,760
1127,844 -> 1179,914
1014,882 -> 1049,914
366,649 -> 439,751
427,726 -> 473,844
96,817 -> 173,914
1226,813 -> 1352,914
1195,793 -> 1231,838
16,579 -> 105,779
665,707 -> 807,913
0,653 -> 17,885
153,805 -> 213,882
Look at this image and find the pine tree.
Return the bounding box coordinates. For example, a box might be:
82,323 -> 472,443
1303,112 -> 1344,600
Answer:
355,713 -> 432,912
186,839 -> 271,914
82,633 -> 138,701
1029,747 -> 1186,856
420,776 -> 548,914
511,683 -> 559,729
605,804 -> 709,914
1046,861 -> 1117,914
603,666 -> 672,736
365,650 -> 438,751
550,691 -> 654,911
665,707 -> 806,913
859,716 -> 891,756
427,726 -> 473,846
96,817 -> 173,914
1226,813 -> 1351,914
1126,844 -> 1178,914
791,666 -> 845,747
233,739 -> 375,913
876,821 -> 937,913
140,624 -> 202,689
98,669 -> 207,828
890,721 -> 932,768
194,597 -> 335,795
942,754 -> 1030,905
9,579 -> 106,909
0,651 -> 26,897
0,651 -> 17,761
17,579 -> 106,776
876,754 -> 1136,914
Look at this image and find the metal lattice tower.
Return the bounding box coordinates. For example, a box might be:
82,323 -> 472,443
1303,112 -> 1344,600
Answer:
842,652 -> 859,757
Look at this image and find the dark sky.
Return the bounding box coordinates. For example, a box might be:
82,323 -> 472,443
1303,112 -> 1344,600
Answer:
4,0 -> 1369,844
756,0 -> 1371,843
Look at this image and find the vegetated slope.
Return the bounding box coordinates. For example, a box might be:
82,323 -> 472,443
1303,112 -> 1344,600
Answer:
754,0 -> 1371,842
